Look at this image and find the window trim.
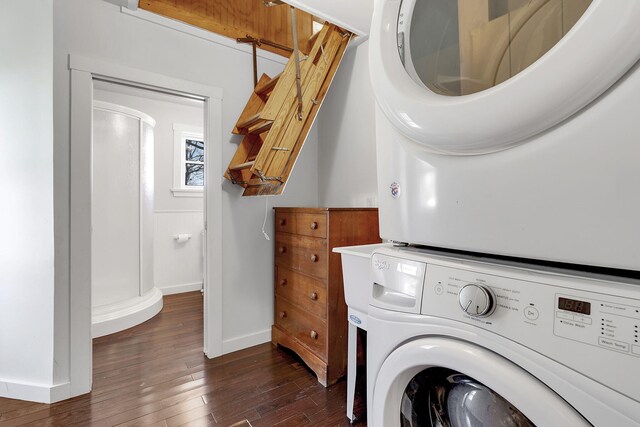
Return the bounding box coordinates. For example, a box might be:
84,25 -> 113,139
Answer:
172,123 -> 204,197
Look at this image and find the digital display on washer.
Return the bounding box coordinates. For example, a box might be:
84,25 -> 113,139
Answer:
558,297 -> 591,315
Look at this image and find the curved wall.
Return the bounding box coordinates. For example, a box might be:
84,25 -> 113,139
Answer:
92,101 -> 162,338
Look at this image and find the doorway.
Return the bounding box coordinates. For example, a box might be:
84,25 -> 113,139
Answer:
69,55 -> 223,396
91,82 -> 206,337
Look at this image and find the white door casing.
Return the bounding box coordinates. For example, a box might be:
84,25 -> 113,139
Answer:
69,55 -> 223,396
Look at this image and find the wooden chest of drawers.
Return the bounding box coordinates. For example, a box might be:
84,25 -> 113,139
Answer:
272,207 -> 379,386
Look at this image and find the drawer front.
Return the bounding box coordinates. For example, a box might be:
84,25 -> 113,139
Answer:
275,212 -> 327,239
275,233 -> 327,279
276,267 -> 327,320
275,297 -> 327,359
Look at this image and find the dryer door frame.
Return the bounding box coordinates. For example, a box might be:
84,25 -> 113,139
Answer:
371,337 -> 589,427
369,0 -> 640,154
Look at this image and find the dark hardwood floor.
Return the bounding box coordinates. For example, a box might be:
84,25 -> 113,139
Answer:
0,292 -> 366,426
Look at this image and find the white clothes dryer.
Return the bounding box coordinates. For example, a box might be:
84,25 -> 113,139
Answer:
367,246 -> 640,427
369,0 -> 640,271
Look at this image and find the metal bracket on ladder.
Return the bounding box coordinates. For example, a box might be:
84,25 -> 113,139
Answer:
226,169 -> 248,186
237,35 -> 293,88
255,170 -> 284,184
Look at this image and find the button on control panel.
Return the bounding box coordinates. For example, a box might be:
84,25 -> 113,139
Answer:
524,306 -> 539,321
555,310 -> 592,325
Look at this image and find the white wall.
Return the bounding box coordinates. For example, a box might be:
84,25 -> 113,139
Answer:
317,41 -> 378,207
154,211 -> 205,293
94,86 -> 206,294
53,0 -> 318,398
0,0 -> 59,402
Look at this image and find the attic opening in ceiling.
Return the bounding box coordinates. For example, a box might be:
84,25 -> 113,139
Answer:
137,0 -> 354,197
138,0 -> 316,57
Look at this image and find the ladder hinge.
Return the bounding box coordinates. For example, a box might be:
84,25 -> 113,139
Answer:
227,170 -> 248,186
255,170 -> 284,184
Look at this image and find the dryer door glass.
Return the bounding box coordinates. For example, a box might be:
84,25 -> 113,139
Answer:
401,367 -> 535,427
397,0 -> 592,96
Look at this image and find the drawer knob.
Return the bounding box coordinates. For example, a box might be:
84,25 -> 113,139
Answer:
279,311 -> 287,319
310,221 -> 318,230
280,279 -> 287,286
310,254 -> 318,262
310,330 -> 318,340
310,292 -> 318,300
279,246 -> 287,254
279,218 -> 286,226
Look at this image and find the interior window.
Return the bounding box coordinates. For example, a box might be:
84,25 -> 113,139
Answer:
184,138 -> 204,186
172,123 -> 204,197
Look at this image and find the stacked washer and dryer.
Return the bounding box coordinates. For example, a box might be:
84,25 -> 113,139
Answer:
354,0 -> 640,425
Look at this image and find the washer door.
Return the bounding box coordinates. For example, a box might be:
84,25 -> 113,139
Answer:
369,0 -> 640,154
372,338 -> 589,427
401,367 -> 534,427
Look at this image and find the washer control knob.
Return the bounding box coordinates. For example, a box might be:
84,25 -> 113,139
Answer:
458,284 -> 496,317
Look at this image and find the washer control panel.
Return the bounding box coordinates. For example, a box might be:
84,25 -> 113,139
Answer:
422,263 -> 640,359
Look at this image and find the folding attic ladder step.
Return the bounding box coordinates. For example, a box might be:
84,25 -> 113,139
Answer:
225,23 -> 352,196
255,72 -> 282,97
236,113 -> 262,130
247,120 -> 273,135
236,113 -> 273,135
232,74 -> 272,135
233,72 -> 284,130
228,161 -> 255,171
306,29 -> 321,52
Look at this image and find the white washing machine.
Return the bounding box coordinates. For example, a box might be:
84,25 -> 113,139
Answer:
367,246 -> 640,426
369,0 -> 640,271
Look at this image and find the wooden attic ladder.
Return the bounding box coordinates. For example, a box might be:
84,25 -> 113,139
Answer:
225,23 -> 351,196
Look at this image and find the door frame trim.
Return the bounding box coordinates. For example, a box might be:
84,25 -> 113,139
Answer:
69,54 -> 223,396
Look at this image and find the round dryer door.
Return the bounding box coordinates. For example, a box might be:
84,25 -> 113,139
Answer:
371,337 -> 589,427
369,0 -> 640,154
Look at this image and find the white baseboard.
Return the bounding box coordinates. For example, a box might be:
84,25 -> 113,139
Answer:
159,281 -> 203,295
0,379 -> 71,404
221,329 -> 272,355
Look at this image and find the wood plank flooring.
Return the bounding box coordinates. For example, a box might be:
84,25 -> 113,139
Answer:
0,292 -> 366,426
